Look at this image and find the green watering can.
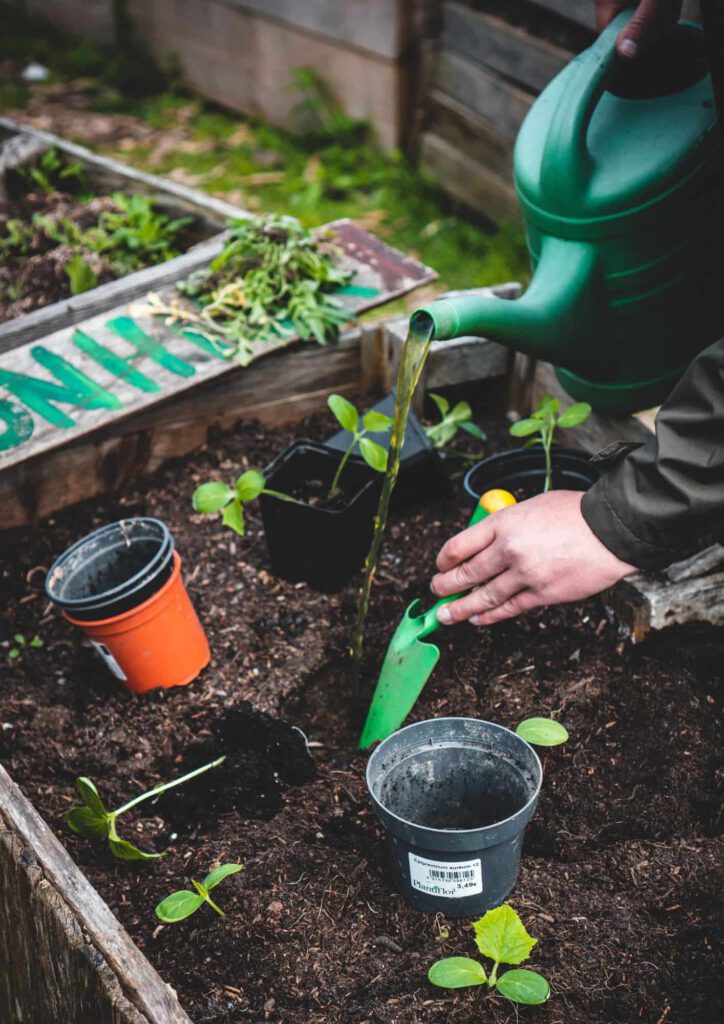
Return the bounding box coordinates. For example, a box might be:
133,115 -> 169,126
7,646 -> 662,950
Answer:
412,13 -> 724,413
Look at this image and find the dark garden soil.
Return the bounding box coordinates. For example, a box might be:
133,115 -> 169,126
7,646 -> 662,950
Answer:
0,398 -> 722,1024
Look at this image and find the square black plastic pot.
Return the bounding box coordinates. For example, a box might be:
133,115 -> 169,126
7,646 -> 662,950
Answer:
324,392 -> 451,511
259,439 -> 381,593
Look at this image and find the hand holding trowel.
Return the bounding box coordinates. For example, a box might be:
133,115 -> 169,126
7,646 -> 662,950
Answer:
359,488 -> 516,748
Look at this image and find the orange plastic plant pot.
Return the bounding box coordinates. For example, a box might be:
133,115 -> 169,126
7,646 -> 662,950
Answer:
65,552 -> 210,694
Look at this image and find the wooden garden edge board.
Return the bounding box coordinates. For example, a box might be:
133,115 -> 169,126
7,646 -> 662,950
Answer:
0,219 -> 436,527
0,118 -> 250,351
0,762 -> 192,1024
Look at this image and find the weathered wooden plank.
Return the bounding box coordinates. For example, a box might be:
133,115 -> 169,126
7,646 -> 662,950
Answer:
605,569 -> 724,642
426,89 -> 515,179
0,236 -> 227,354
443,3 -> 570,93
529,0 -> 597,30
1,328 -> 368,528
665,543 -> 724,582
433,51 -> 534,142
25,0 -> 115,43
419,132 -> 521,223
125,0 -> 405,150
0,763 -> 192,1023
220,0 -> 408,59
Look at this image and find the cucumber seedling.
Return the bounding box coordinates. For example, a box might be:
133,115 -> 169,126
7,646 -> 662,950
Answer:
66,756 -> 225,861
192,469 -> 293,537
326,394 -> 393,494
423,392 -> 486,458
156,863 -> 243,923
428,904 -> 550,1005
509,394 -> 591,491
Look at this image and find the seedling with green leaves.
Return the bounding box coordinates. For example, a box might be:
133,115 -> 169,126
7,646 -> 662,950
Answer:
509,394 -> 591,492
7,633 -> 43,660
65,253 -> 98,295
22,145 -> 87,195
327,394 -> 393,493
192,469 -> 292,537
66,756 -> 225,861
428,904 -> 550,1005
424,392 -> 486,455
155,863 -> 243,923
516,717 -> 569,747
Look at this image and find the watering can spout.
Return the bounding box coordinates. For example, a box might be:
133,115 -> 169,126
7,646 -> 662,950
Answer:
410,238 -> 607,376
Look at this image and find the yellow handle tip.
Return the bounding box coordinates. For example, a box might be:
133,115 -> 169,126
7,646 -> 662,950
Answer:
479,488 -> 517,513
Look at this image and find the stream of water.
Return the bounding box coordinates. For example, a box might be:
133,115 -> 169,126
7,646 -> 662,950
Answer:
350,319 -> 434,676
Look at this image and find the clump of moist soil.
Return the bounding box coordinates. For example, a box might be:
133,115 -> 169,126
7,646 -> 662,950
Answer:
0,396 -> 722,1024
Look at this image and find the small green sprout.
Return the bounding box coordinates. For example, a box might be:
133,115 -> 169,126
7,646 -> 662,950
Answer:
327,394 -> 393,494
65,253 -> 98,295
509,394 -> 591,492
8,633 -> 43,660
192,469 -> 292,537
66,756 -> 225,861
428,904 -> 550,1005
516,717 -> 569,747
155,863 -> 243,923
424,393 -> 486,454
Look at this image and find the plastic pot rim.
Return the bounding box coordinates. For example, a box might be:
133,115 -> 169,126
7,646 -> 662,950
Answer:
65,551 -> 185,633
366,717 -> 543,840
46,517 -> 173,613
263,438 -> 380,518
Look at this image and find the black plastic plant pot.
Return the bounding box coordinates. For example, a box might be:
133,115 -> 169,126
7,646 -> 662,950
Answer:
366,718 -> 542,918
324,392 -> 451,510
464,446 -> 600,503
45,518 -> 174,622
259,439 -> 382,593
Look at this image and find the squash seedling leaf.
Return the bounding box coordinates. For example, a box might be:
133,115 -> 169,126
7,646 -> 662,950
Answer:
495,969 -> 550,1004
516,717 -> 569,747
328,393 -> 359,433
473,905 -> 537,965
204,863 -> 244,890
193,481 -> 235,513
428,957 -> 487,988
156,890 -> 205,923
221,498 -> 245,536
359,437 -> 388,473
236,469 -> 266,503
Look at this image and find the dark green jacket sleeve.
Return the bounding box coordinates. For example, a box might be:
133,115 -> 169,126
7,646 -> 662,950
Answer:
581,338 -> 724,570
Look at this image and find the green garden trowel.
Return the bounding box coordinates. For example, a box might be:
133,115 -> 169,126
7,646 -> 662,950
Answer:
359,489 -> 516,748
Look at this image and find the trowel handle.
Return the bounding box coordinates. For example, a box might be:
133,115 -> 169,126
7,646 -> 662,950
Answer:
540,9 -> 631,206
417,490 -> 516,639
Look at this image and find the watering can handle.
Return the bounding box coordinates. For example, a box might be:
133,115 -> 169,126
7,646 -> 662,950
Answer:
539,9 -> 632,210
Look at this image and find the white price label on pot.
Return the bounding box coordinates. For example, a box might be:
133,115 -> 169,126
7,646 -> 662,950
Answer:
90,641 -> 127,681
408,853 -> 483,898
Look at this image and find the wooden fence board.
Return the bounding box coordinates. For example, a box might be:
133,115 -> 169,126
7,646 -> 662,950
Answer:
0,763 -> 191,1024
529,0 -> 597,30
433,51 -> 533,142
25,0 -> 116,43
220,0 -> 407,59
125,0 -> 404,150
420,133 -> 520,223
443,3 -> 570,93
426,89 -> 514,180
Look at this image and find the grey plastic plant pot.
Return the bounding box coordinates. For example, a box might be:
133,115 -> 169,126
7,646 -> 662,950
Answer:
366,718 -> 542,917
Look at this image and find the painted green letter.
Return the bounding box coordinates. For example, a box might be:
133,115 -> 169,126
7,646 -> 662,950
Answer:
0,397 -> 34,452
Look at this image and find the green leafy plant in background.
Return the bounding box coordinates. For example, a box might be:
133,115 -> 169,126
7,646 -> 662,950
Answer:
516,717 -> 569,747
327,394 -> 392,493
424,392 -> 486,459
145,214 -> 352,366
509,395 -> 592,492
8,633 -> 43,660
192,469 -> 292,537
156,863 -> 243,923
21,145 -> 87,195
66,756 -> 225,861
65,253 -> 98,295
428,904 -> 550,1005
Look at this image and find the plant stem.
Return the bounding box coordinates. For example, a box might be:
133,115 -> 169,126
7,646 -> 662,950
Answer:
114,756 -> 226,817
488,961 -> 499,988
204,893 -> 225,916
329,440 -> 355,496
261,488 -> 295,502
543,422 -> 553,492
